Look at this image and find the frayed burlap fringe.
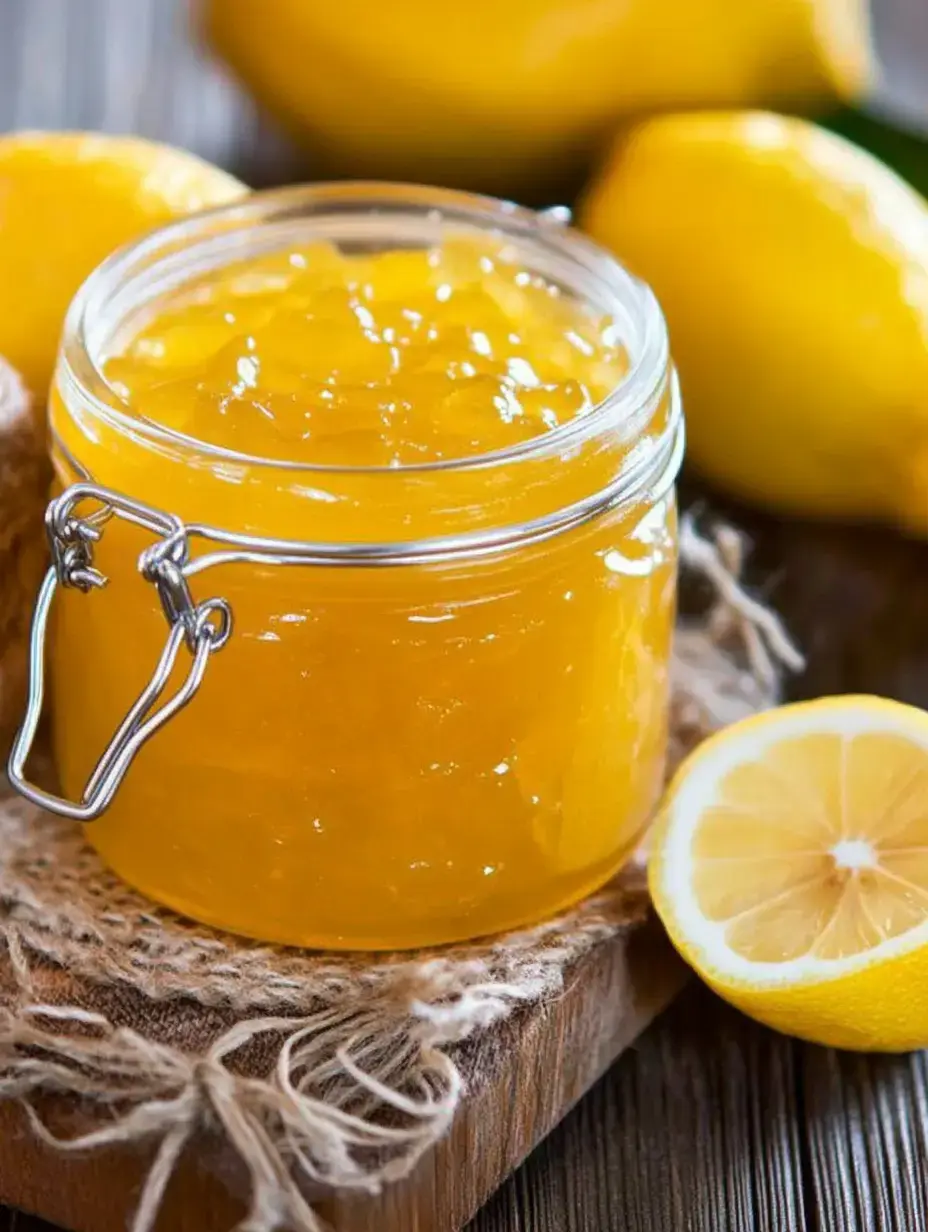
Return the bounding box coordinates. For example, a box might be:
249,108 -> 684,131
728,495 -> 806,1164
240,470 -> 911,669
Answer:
0,516 -> 800,1232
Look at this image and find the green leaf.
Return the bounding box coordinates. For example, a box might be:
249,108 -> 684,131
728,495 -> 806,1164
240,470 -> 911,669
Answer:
824,107 -> 928,197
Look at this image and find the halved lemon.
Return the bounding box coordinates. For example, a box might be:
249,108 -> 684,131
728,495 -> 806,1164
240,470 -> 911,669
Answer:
649,696 -> 928,1051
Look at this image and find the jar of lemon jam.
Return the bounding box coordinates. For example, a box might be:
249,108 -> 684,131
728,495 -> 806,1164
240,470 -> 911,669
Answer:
11,185 -> 682,950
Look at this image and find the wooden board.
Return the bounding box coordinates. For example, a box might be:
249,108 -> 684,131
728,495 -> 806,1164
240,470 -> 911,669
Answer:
0,919 -> 685,1232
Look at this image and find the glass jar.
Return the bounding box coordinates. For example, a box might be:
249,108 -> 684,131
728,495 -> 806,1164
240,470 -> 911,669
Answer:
11,185 -> 683,950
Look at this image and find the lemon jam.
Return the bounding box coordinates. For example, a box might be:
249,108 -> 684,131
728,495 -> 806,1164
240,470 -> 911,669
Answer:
47,186 -> 681,949
104,238 -> 627,466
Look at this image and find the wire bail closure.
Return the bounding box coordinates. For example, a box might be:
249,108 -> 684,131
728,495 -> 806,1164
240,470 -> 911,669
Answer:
7,387 -> 682,822
8,483 -> 233,822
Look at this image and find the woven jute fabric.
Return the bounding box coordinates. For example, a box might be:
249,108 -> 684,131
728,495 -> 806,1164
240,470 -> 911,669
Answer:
0,358 -> 51,747
0,359 -> 802,1232
0,514 -> 801,1232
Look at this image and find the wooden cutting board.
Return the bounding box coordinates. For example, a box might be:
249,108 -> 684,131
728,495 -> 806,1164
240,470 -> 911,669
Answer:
0,913 -> 686,1232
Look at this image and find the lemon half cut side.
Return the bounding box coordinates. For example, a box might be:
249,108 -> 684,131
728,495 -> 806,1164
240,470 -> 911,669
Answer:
649,696 -> 928,1051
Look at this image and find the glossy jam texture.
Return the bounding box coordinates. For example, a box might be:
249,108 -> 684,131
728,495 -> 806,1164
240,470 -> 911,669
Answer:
104,239 -> 627,465
51,234 -> 677,950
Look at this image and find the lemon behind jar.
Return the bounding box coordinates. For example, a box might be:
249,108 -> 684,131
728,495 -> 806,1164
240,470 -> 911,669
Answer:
580,111 -> 928,534
0,132 -> 245,401
202,0 -> 871,196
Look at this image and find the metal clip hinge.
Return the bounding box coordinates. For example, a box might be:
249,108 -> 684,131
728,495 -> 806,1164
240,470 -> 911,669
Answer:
8,484 -> 233,821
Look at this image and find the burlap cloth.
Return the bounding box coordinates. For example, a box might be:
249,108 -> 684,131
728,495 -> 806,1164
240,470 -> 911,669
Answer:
0,360 -> 802,1232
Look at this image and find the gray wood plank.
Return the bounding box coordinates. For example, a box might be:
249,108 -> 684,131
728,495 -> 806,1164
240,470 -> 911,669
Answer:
802,1047 -> 928,1232
472,987 -> 807,1232
0,0 -> 299,185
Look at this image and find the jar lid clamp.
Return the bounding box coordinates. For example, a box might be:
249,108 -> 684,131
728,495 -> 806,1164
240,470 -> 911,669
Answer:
8,483 -> 233,821
7,393 -> 682,822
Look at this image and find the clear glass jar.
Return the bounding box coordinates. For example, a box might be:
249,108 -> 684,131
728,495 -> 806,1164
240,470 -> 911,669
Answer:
16,185 -> 682,950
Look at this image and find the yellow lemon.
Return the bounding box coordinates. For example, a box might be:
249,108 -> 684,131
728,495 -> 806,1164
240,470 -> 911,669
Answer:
649,696 -> 928,1051
203,0 -> 870,196
0,132 -> 245,400
580,112 -> 928,534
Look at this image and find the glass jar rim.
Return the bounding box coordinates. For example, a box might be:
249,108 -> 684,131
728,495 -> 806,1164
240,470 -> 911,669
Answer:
58,181 -> 671,479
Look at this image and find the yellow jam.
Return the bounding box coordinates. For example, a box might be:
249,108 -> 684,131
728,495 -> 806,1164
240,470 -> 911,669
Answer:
104,239 -> 626,466
49,226 -> 678,949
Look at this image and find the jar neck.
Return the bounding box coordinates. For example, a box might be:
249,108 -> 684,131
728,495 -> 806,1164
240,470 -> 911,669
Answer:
52,183 -> 679,550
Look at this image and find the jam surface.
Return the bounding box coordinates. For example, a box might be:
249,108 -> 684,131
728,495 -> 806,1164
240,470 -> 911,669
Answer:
52,233 -> 676,950
104,239 -> 627,466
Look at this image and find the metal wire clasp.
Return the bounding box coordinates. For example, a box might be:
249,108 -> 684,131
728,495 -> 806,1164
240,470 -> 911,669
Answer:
8,483 -> 233,821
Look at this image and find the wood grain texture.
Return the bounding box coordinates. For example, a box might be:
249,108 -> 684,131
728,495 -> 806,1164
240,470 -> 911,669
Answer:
0,921 -> 684,1232
472,985 -> 809,1232
3,1 -> 928,1230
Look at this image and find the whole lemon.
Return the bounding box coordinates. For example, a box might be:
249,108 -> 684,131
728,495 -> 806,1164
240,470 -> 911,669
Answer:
202,0 -> 870,197
580,112 -> 928,533
0,133 -> 245,401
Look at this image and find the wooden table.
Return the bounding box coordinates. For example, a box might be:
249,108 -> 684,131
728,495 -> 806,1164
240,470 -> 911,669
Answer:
2,2 -> 928,1229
